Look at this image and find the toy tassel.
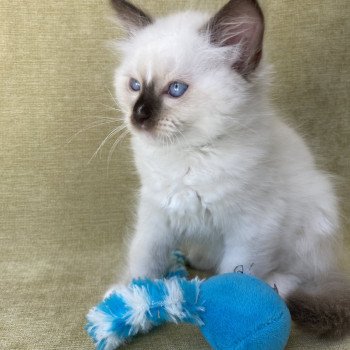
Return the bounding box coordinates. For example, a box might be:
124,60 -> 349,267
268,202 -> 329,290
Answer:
86,277 -> 204,350
86,252 -> 203,350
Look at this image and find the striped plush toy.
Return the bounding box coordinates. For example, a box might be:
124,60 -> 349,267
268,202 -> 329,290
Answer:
86,252 -> 291,350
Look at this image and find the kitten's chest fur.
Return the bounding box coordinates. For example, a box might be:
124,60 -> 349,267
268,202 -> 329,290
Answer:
141,150 -> 211,219
133,139 -> 259,235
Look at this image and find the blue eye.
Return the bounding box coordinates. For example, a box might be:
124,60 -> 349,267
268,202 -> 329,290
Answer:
168,81 -> 188,98
130,78 -> 141,92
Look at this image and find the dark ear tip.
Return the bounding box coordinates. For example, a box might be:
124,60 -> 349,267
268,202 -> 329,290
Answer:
110,0 -> 153,29
109,0 -> 137,13
110,0 -> 124,10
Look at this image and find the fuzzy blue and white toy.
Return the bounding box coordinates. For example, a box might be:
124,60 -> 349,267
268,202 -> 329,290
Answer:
86,252 -> 291,350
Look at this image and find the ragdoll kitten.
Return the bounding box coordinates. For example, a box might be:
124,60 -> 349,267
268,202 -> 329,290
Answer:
109,0 -> 350,338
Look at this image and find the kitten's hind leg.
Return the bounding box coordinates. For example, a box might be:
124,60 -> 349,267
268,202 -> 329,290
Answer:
266,272 -> 301,299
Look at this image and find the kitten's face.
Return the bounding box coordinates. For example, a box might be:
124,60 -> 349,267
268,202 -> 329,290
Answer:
112,0 -> 264,146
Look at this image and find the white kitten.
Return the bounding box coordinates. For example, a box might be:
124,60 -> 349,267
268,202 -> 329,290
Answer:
109,0 -> 350,338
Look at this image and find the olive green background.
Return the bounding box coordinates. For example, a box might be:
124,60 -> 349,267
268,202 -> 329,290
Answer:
0,0 -> 349,349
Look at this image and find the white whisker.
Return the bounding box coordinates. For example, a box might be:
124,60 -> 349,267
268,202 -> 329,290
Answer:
106,87 -> 120,109
66,119 -> 118,145
88,123 -> 128,164
107,129 -> 130,175
98,102 -> 123,114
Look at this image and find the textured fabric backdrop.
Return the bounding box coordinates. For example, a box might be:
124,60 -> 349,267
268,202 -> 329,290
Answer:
0,1 -> 349,349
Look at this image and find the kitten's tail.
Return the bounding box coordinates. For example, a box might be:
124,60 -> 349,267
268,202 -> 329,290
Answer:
286,272 -> 350,338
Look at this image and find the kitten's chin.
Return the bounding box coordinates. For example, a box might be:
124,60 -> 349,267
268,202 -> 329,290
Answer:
130,126 -> 181,147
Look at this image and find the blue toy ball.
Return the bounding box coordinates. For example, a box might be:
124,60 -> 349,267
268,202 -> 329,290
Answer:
200,274 -> 291,350
86,253 -> 291,350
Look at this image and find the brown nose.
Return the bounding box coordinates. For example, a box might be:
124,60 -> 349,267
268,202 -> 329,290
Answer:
132,104 -> 150,125
131,82 -> 160,130
132,101 -> 155,129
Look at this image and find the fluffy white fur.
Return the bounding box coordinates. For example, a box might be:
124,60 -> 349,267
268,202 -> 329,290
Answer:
112,7 -> 340,300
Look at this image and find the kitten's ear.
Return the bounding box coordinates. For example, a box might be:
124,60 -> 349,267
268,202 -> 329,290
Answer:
110,0 -> 153,33
206,0 -> 264,77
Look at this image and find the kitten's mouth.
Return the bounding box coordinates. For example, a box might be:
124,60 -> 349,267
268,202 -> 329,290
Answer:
130,116 -> 183,145
130,112 -> 156,132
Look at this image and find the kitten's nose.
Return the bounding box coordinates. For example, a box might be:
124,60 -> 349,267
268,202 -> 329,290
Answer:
132,103 -> 151,125
131,83 -> 160,130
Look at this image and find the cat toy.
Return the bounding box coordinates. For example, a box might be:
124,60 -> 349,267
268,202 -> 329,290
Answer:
86,252 -> 291,350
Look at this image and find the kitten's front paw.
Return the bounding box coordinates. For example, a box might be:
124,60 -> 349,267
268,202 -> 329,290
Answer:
168,189 -> 202,216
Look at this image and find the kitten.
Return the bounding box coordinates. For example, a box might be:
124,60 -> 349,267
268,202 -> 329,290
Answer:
109,0 -> 350,338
